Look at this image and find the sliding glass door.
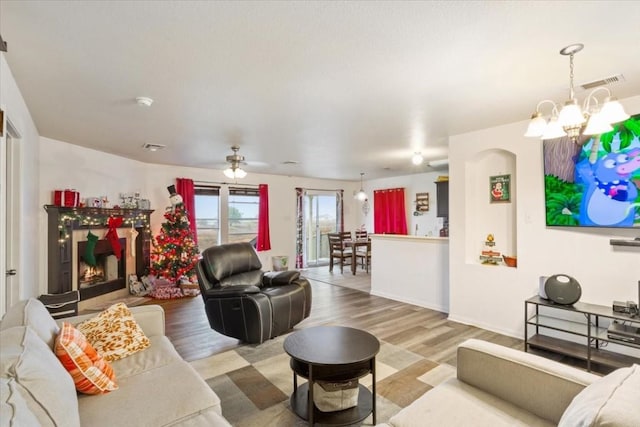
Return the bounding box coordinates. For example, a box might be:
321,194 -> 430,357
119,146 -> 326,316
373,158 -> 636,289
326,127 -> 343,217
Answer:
303,191 -> 338,267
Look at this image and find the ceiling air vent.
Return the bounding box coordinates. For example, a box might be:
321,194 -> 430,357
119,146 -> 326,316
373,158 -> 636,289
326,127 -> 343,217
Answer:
142,143 -> 166,152
580,74 -> 625,90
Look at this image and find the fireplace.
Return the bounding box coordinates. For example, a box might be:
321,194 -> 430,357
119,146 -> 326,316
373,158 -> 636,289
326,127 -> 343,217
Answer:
77,238 -> 126,300
45,206 -> 154,308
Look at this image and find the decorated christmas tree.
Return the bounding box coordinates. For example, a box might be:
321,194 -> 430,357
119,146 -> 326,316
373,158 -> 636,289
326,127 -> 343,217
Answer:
150,188 -> 200,283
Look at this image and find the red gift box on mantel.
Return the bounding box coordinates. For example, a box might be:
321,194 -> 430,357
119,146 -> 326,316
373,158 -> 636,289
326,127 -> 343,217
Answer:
53,189 -> 80,207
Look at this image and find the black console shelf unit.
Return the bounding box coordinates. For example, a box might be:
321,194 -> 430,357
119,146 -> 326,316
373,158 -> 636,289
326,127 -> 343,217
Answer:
524,296 -> 640,373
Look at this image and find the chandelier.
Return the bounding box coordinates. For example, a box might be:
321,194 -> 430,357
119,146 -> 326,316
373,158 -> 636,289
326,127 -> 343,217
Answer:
355,172 -> 367,201
223,146 -> 247,179
524,43 -> 629,143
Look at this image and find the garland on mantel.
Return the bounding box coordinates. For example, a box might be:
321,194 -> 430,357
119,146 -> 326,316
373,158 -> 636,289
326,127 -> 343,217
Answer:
46,206 -> 152,244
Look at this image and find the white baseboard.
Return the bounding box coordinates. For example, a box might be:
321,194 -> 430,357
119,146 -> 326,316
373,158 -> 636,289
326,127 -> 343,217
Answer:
447,313 -> 522,340
370,290 -> 448,314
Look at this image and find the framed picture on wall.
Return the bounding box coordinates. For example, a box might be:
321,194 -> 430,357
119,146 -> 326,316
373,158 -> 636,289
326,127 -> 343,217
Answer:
415,192 -> 430,213
490,174 -> 511,203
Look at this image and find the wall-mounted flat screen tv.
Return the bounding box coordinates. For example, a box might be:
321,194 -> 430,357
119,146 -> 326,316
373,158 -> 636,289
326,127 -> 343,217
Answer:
543,113 -> 640,228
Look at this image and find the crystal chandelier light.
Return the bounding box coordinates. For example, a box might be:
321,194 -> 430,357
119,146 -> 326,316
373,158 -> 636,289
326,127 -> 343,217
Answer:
524,43 -> 629,143
355,172 -> 367,201
223,146 -> 247,179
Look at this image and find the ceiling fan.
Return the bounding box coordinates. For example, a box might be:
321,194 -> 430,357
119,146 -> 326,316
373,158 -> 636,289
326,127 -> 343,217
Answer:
224,145 -> 247,179
191,144 -> 270,175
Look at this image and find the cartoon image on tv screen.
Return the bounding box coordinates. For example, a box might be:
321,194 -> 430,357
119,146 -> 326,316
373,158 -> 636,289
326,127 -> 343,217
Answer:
544,114 -> 640,228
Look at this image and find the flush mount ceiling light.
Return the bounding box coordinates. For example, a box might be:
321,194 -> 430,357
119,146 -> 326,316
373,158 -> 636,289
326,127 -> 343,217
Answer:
136,96 -> 154,107
223,145 -> 247,179
355,172 -> 367,201
411,152 -> 424,165
525,44 -> 629,143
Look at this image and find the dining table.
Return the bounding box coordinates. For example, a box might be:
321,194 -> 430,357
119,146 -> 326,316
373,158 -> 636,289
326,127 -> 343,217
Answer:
344,238 -> 370,275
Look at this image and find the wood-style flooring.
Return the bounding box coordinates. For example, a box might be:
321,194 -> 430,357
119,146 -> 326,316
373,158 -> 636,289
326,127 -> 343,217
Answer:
148,267 -> 523,363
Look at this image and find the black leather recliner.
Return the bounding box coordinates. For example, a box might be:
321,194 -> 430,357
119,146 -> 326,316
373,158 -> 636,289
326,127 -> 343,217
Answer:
196,242 -> 312,344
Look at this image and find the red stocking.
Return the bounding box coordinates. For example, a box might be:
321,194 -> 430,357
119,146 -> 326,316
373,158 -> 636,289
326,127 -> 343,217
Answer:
106,216 -> 124,259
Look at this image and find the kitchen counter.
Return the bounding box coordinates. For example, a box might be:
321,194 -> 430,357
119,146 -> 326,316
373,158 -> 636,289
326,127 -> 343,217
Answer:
370,234 -> 449,241
370,234 -> 449,312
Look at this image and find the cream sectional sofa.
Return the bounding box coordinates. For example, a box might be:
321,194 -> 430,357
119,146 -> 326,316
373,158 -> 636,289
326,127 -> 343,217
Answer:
0,298 -> 231,426
379,339 -> 640,427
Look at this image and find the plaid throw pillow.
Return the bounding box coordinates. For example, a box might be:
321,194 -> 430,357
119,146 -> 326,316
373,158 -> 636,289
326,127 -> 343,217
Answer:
55,322 -> 118,394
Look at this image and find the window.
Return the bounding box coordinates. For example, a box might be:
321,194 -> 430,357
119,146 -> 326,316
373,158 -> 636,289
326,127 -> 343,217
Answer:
228,187 -> 259,244
194,185 -> 259,249
195,186 -> 220,250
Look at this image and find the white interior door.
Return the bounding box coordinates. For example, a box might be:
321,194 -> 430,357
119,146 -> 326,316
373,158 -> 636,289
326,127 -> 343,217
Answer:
1,114 -> 21,314
0,111 -> 6,315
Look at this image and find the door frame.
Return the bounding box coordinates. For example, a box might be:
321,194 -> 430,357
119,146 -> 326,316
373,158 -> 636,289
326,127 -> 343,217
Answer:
302,190 -> 339,268
1,112 -> 21,314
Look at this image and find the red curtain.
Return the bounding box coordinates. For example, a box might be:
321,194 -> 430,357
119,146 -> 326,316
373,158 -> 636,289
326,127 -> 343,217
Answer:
176,178 -> 197,245
257,184 -> 271,251
373,188 -> 408,235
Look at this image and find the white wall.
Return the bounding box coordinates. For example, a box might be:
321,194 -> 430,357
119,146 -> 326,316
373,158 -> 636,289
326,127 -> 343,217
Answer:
0,53 -> 41,307
144,163 -> 361,268
361,170 -> 449,236
36,139 -> 362,292
38,137 -> 149,294
448,95 -> 640,338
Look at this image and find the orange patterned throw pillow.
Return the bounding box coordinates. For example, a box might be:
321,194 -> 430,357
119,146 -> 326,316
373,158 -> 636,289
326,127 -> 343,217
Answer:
77,302 -> 150,362
55,322 -> 118,394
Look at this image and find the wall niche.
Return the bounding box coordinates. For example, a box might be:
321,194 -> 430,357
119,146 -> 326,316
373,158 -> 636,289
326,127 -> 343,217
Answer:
464,149 -> 517,267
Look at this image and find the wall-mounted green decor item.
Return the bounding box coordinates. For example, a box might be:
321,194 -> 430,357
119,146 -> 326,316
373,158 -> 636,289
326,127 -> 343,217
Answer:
490,174 -> 511,203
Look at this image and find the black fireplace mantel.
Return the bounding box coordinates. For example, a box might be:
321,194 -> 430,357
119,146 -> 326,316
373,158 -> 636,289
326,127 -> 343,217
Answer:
44,205 -> 154,297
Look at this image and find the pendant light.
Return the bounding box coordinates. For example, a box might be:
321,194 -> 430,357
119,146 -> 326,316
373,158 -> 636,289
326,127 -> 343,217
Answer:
355,172 -> 367,201
524,43 -> 629,143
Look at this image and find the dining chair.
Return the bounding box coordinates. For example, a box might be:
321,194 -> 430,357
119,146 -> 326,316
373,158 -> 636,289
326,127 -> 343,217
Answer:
355,239 -> 371,273
354,230 -> 369,257
327,232 -> 353,273
354,230 -> 368,239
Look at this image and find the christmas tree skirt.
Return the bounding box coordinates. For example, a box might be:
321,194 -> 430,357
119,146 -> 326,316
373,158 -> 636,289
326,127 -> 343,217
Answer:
143,275 -> 200,300
148,285 -> 186,299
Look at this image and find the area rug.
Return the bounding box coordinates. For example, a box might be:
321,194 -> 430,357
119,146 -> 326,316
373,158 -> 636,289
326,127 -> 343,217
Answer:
190,332 -> 456,426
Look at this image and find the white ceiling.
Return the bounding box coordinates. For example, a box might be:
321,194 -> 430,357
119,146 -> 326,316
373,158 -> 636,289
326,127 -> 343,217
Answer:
2,1 -> 640,180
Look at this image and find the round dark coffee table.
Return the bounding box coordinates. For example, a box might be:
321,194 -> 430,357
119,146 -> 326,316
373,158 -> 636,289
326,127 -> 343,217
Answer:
283,326 -> 380,426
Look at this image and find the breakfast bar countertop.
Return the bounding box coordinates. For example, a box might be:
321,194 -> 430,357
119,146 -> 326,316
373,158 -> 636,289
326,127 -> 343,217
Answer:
370,234 -> 449,313
369,234 -> 449,241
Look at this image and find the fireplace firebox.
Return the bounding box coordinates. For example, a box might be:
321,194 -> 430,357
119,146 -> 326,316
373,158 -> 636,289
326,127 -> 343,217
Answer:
77,238 -> 126,300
